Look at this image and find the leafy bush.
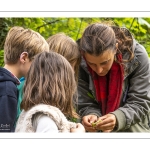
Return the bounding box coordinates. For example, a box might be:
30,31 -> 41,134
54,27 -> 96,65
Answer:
0,50 -> 4,67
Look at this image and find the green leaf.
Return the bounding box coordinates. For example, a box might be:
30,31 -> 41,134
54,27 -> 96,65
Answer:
87,92 -> 95,99
138,18 -> 150,28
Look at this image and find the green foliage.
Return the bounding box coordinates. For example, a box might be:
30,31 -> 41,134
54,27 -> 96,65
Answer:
0,17 -> 150,67
0,18 -> 9,50
0,50 -> 4,67
70,117 -> 78,123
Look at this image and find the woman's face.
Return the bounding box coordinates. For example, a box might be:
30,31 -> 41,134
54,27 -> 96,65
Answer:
84,49 -> 116,76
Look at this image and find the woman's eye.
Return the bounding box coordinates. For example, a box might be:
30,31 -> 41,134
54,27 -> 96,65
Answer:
101,60 -> 110,65
101,62 -> 107,65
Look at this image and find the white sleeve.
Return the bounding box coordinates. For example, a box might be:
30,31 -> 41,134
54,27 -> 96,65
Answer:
33,114 -> 59,133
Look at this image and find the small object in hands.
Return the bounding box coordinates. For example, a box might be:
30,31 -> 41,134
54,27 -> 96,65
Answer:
91,119 -> 102,127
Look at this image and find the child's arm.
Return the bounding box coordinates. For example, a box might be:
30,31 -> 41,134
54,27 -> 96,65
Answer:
32,114 -> 59,133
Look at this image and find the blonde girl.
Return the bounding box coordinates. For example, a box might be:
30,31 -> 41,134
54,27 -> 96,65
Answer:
46,33 -> 81,83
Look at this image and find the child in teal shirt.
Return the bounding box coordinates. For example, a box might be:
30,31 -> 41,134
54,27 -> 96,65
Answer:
16,77 -> 25,122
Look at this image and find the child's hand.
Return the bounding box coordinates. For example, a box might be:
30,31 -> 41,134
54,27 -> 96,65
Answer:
70,123 -> 85,133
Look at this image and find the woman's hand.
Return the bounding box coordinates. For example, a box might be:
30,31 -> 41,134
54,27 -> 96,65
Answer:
95,114 -> 117,132
70,123 -> 85,133
82,114 -> 98,132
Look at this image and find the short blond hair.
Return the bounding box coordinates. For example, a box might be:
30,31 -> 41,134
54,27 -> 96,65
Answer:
4,26 -> 49,64
46,33 -> 81,82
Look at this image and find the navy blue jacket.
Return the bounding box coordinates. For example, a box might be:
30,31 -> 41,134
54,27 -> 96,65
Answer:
0,67 -> 20,132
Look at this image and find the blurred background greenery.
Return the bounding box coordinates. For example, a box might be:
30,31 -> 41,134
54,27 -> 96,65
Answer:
1,17 -> 150,67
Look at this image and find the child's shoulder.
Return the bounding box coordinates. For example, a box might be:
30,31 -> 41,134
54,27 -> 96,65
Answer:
0,67 -> 19,96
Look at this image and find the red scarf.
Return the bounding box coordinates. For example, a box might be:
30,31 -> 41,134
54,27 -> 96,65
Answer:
87,54 -> 124,115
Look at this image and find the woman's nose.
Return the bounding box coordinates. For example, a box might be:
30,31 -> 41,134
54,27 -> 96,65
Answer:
96,66 -> 103,74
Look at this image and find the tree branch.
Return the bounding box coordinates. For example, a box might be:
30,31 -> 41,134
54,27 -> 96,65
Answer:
129,18 -> 136,30
36,19 -> 60,30
76,18 -> 83,40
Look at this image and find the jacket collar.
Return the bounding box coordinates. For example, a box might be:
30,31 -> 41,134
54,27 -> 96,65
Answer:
123,39 -> 140,79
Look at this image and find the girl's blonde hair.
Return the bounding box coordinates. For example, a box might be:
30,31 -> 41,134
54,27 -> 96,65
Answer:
21,51 -> 78,119
46,33 -> 81,83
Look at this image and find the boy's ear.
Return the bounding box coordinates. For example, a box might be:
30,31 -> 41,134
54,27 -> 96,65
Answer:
20,52 -> 29,63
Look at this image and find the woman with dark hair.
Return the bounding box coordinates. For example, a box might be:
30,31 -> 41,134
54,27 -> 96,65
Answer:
78,23 -> 150,132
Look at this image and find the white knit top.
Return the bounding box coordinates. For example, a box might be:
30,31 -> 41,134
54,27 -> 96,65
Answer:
15,104 -> 76,133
